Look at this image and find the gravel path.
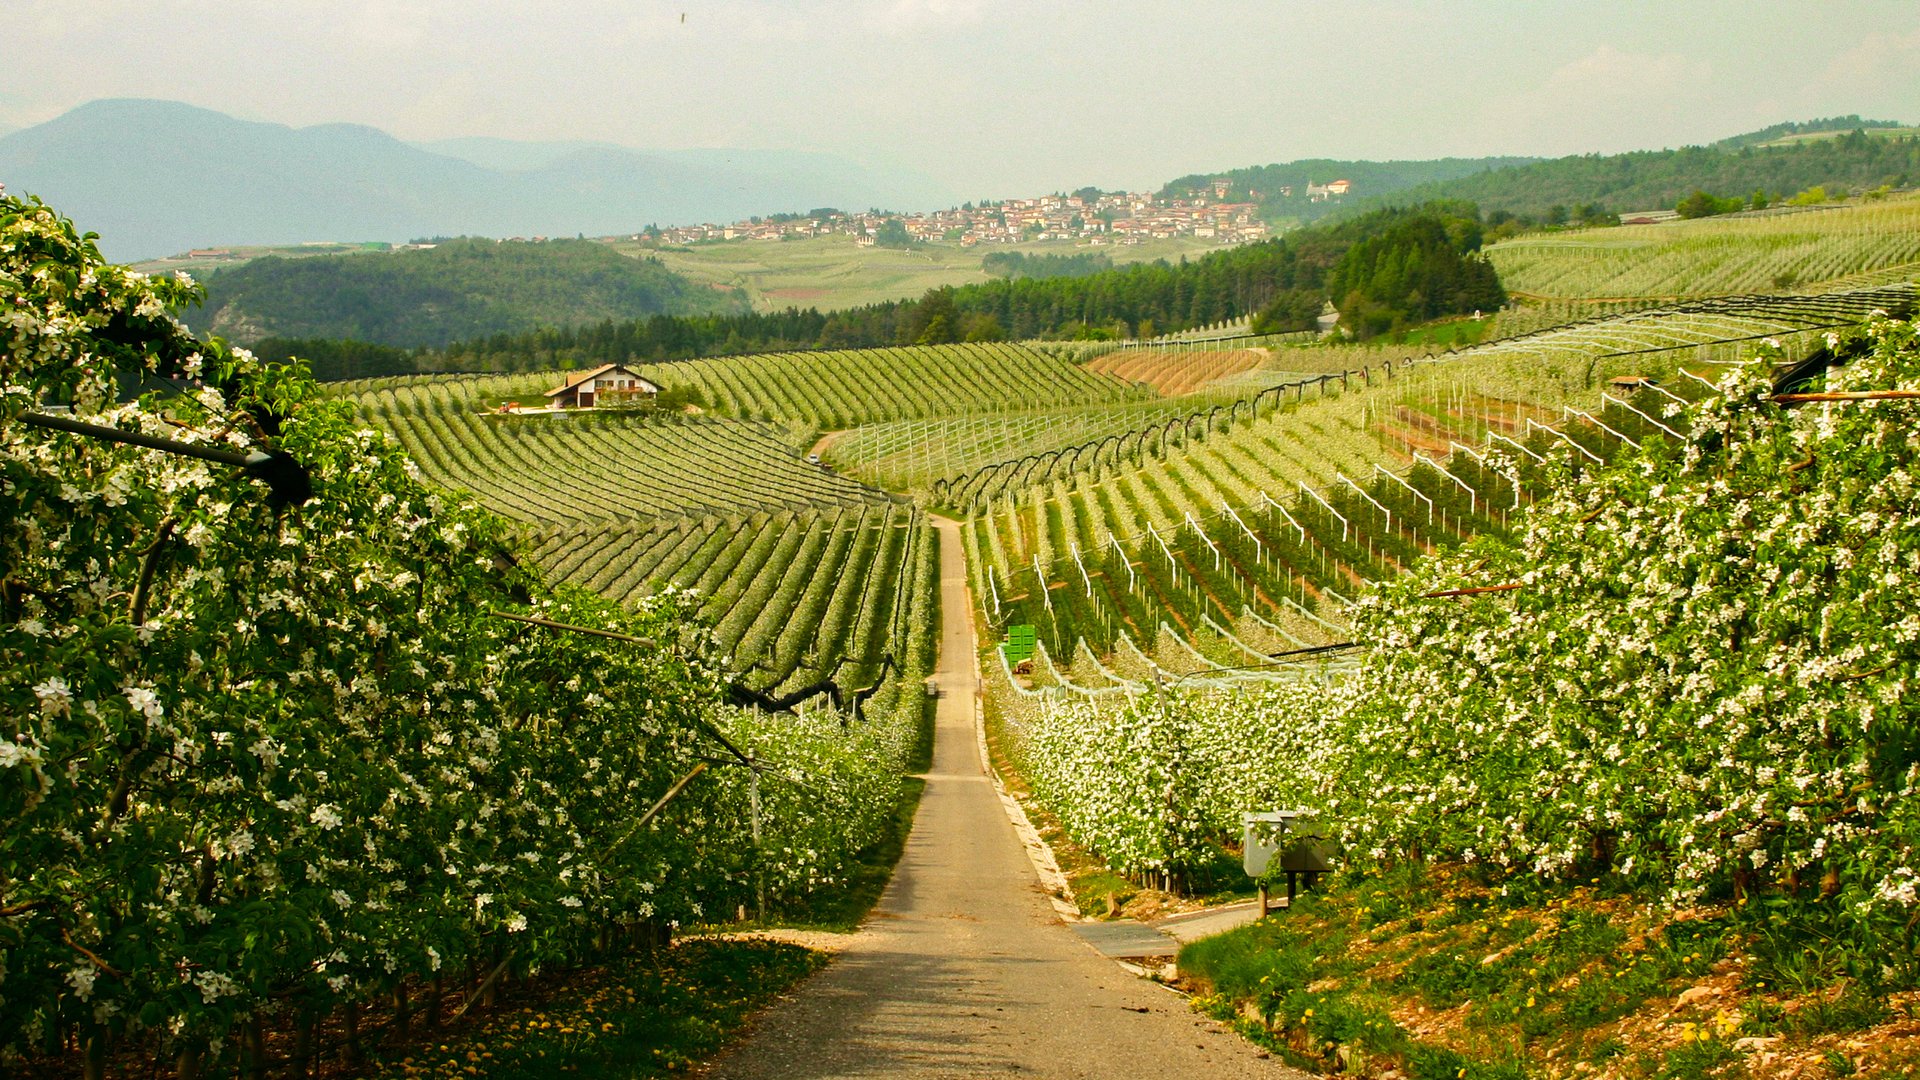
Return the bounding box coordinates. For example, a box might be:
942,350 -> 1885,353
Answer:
704,518 -> 1302,1079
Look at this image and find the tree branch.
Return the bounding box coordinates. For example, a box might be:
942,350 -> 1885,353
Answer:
62,930 -> 127,981
130,516 -> 177,626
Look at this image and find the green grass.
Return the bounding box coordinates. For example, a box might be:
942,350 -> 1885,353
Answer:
1178,864 -> 1918,1079
1392,315 -> 1494,348
363,939 -> 825,1079
1180,897 -> 1535,1078
132,241 -> 392,276
1754,126 -> 1920,148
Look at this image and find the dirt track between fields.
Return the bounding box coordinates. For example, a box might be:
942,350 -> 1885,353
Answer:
702,518 -> 1302,1079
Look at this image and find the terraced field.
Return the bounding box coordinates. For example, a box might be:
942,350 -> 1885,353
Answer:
336,282 -> 1914,703
528,505 -> 936,699
823,340 -> 1454,492
1086,344 -> 1274,395
1488,194 -> 1920,300
381,409 -> 884,522
343,376 -> 934,702
624,341 -> 1148,428
958,287 -> 1916,685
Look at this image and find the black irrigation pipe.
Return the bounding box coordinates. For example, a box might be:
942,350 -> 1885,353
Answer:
1267,641 -> 1361,660
1594,322 -> 1858,359
1160,647 -> 1360,685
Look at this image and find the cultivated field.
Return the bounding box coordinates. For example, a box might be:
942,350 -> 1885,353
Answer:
625,341 -> 1148,428
31,181 -> 1920,1076
621,233 -> 1231,312
340,373 -> 933,702
957,288 -> 1912,671
345,282 -> 1915,690
1487,192 -> 1920,299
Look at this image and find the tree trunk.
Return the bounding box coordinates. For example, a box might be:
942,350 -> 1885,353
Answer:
293,1012 -> 315,1078
243,1020 -> 267,1080
343,1002 -> 364,1066
174,1043 -> 202,1080
391,984 -> 411,1045
83,1025 -> 110,1080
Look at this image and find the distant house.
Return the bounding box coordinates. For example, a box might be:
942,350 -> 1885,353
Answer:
545,364 -> 661,409
1306,179 -> 1353,202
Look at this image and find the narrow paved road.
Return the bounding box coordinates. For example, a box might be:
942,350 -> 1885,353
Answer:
706,518 -> 1300,1079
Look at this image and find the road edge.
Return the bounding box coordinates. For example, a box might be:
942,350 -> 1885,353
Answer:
932,516 -> 1082,923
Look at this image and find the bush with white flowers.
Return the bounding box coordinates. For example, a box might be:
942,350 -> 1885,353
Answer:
1010,310 -> 1920,975
1015,677 -> 1353,880
0,193 -> 922,1067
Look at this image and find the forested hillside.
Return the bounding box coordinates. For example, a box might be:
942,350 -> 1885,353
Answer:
1166,119 -> 1914,228
980,250 -> 1114,280
1366,124 -> 1918,219
1160,155 -> 1537,222
184,237 -> 743,348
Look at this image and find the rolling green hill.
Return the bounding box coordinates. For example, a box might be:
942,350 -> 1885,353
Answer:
336,371 -> 933,701
1366,123 -> 1918,219
1160,155 -> 1538,223
1169,119 -> 1916,227
183,236 -> 742,348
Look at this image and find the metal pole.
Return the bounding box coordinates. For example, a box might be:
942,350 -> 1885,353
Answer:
750,767 -> 765,919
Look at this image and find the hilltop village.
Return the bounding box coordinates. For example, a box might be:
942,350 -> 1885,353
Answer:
637,180 -> 1328,248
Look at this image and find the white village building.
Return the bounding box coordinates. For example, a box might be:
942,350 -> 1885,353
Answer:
545,364 -> 661,409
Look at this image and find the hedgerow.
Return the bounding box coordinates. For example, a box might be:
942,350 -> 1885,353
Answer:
1,193 -> 917,1068
1012,307 -> 1920,976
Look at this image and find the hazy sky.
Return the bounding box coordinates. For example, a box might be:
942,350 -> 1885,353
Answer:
5,0 -> 1919,199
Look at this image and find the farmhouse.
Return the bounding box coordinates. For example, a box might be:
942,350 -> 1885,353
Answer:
1306,179 -> 1353,202
545,364 -> 661,409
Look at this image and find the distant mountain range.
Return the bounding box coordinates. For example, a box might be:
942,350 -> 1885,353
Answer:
0,99 -> 960,261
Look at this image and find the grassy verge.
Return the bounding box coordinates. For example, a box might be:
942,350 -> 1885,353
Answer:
1178,865 -> 1920,1079
365,939 -> 824,1079
1389,316 -> 1494,348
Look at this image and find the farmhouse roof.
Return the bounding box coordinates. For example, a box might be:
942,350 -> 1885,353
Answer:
545,363 -> 657,397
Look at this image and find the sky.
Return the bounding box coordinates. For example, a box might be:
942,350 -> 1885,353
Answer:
4,0 -> 1919,200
